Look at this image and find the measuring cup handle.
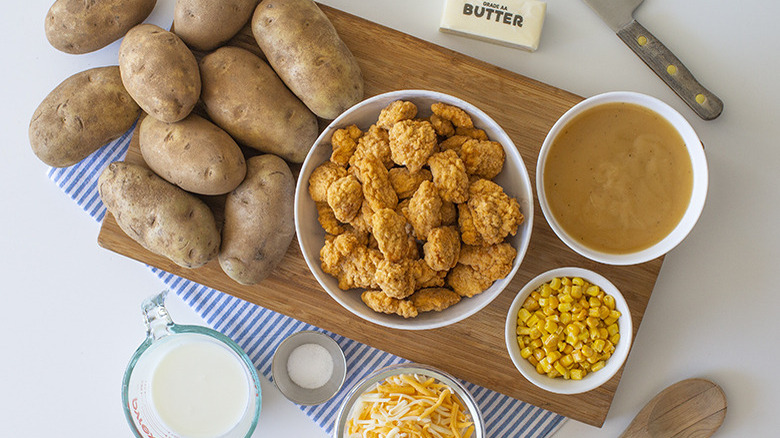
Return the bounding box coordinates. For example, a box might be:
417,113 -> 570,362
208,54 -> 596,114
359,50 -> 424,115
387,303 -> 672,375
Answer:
142,290 -> 175,340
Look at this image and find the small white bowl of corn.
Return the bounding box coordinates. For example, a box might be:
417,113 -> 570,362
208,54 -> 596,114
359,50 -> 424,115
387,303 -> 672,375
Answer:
504,267 -> 632,394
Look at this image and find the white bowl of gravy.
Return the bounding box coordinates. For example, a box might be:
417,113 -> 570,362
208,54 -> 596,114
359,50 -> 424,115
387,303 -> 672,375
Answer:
537,91 -> 708,265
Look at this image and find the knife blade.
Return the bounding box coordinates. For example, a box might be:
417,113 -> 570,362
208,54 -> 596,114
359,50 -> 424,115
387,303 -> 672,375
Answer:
582,0 -> 723,120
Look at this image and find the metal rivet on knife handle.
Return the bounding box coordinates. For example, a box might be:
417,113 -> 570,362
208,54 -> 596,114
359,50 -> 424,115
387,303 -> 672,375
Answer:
617,20 -> 723,120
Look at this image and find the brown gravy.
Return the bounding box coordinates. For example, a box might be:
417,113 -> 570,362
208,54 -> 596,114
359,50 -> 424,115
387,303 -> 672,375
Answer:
543,102 -> 693,254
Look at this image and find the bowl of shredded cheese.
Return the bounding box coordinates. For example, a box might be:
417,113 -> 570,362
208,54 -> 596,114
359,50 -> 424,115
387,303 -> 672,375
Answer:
334,363 -> 484,438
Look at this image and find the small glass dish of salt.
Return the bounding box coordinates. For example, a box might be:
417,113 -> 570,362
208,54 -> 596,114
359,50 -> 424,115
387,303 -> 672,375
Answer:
271,330 -> 347,405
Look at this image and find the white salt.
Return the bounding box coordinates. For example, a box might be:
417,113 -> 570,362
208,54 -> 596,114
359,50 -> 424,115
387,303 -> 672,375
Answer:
286,343 -> 334,389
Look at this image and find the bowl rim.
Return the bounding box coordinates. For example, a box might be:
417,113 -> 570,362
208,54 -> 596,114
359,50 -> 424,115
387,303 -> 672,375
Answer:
294,89 -> 534,330
332,362 -> 485,438
504,267 -> 633,394
536,91 -> 709,265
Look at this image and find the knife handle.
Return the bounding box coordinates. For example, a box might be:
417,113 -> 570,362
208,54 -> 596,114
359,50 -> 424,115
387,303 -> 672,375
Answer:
617,20 -> 723,120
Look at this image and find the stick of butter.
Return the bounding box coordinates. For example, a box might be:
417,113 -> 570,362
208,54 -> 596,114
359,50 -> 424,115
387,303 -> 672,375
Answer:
439,0 -> 547,52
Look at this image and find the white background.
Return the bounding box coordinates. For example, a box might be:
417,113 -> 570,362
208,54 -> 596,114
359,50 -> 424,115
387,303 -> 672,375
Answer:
2,1 -> 778,437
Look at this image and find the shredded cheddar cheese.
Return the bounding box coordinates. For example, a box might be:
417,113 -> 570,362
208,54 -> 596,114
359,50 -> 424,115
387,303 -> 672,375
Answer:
346,373 -> 475,438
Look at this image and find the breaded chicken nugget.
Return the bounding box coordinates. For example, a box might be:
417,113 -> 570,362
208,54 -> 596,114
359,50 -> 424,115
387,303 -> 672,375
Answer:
388,167 -> 432,199
327,175 -> 363,222
467,179 -> 523,245
423,226 -> 461,271
348,200 -> 374,234
427,150 -> 469,203
431,102 -> 474,128
388,119 -> 437,173
330,124 -> 362,166
352,154 -> 398,211
457,203 -> 486,246
455,126 -> 488,140
316,202 -> 346,235
429,113 -> 455,137
410,288 -> 461,312
411,258 -> 447,289
407,180 -> 442,240
377,100 -> 418,129
439,135 -> 471,155
376,259 -> 415,299
460,139 -> 505,179
441,200 -> 457,226
448,243 -> 517,297
371,208 -> 414,262
308,161 -> 347,202
350,124 -> 393,169
361,290 -> 418,318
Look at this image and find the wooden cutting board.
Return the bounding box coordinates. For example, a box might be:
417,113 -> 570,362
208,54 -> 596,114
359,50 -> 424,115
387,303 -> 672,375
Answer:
97,5 -> 663,427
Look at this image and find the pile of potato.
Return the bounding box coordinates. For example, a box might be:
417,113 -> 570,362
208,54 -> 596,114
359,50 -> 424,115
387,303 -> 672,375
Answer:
29,0 -> 364,285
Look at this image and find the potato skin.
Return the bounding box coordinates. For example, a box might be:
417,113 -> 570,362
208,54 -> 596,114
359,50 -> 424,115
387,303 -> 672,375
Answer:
219,154 -> 295,285
29,66 -> 140,167
139,114 -> 247,195
98,162 -> 220,269
45,0 -> 156,54
174,0 -> 257,51
119,24 -> 201,123
252,0 -> 363,119
199,46 -> 318,163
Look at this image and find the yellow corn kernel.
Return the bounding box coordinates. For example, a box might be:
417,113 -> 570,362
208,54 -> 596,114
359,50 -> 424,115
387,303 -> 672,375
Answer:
557,341 -> 567,351
604,340 -> 615,354
562,277 -> 572,286
579,298 -> 590,309
598,328 -> 609,339
577,331 -> 589,342
610,310 -> 622,320
547,369 -> 560,379
559,293 -> 574,304
516,326 -> 532,336
565,323 -> 580,336
517,308 -> 532,323
547,351 -> 562,363
526,314 -> 540,328
548,295 -> 560,309
604,316 -> 618,326
554,362 -> 569,379
520,347 -> 533,359
538,297 -> 548,308
598,305 -> 610,319
560,354 -> 574,367
522,296 -> 539,311
562,344 -> 574,355
539,357 -> 553,373
590,361 -> 606,373
530,338 -> 543,349
557,302 -> 572,313
603,295 -> 616,310
540,284 -> 553,298
565,333 -> 578,345
570,369 -> 585,380
531,291 -> 542,301
588,297 -> 602,308
528,356 -> 539,366
542,306 -> 556,316
602,351 -> 612,361
586,354 -> 601,364
586,285 -> 601,296
597,290 -> 605,302
545,314 -> 560,323
580,361 -> 591,370
543,334 -> 559,349
533,348 -> 546,362
535,361 -> 544,374
589,326 -> 600,340
570,285 -> 582,299
610,333 -> 621,345
571,349 -> 584,363
550,277 -> 562,290
581,345 -> 595,358
529,327 -> 542,340
516,336 -> 526,347
572,277 -> 585,286
573,309 -> 588,321
586,316 -> 600,329
592,339 -> 606,353
559,311 -> 572,325
588,307 -> 601,318
607,323 -> 619,337
544,320 -> 558,334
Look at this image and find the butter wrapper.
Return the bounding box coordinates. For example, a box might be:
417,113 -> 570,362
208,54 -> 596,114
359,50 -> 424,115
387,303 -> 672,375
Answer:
439,0 -> 547,52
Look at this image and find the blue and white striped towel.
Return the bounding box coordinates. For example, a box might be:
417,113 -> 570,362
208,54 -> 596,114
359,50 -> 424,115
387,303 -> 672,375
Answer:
48,126 -> 566,437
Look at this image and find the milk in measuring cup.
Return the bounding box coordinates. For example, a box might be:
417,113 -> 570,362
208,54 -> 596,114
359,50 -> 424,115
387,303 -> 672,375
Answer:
150,338 -> 251,438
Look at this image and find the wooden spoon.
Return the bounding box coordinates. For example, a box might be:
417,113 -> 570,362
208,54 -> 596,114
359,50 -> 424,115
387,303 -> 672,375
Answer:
620,378 -> 727,438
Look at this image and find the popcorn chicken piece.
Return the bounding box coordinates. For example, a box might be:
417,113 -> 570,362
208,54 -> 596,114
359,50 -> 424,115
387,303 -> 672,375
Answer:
376,259 -> 415,299
448,243 -> 517,297
388,167 -> 432,199
410,288 -> 461,312
388,119 -> 437,173
326,175 -> 363,222
456,126 -> 488,140
429,113 -> 455,137
407,180 -> 442,240
441,200 -> 457,226
371,208 -> 415,262
431,102 -> 474,128
352,154 -> 398,211
423,226 -> 461,271
316,202 -> 346,235
348,200 -> 374,234
460,139 -> 505,179
377,100 -> 418,129
350,124 -> 393,169
330,124 -> 362,166
467,179 -> 523,245
439,135 -> 471,155
427,150 -> 469,203
308,161 -> 347,202
457,203 -> 486,246
361,290 -> 418,318
411,258 -> 447,289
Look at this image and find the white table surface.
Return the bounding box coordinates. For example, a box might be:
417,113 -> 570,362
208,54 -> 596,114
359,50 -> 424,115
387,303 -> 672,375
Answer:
2,1 -> 777,436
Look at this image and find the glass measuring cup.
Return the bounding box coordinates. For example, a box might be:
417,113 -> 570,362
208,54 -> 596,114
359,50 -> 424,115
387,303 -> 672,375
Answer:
122,291 -> 261,438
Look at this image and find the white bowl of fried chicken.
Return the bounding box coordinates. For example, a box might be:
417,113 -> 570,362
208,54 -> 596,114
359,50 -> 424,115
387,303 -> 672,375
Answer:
294,90 -> 533,330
